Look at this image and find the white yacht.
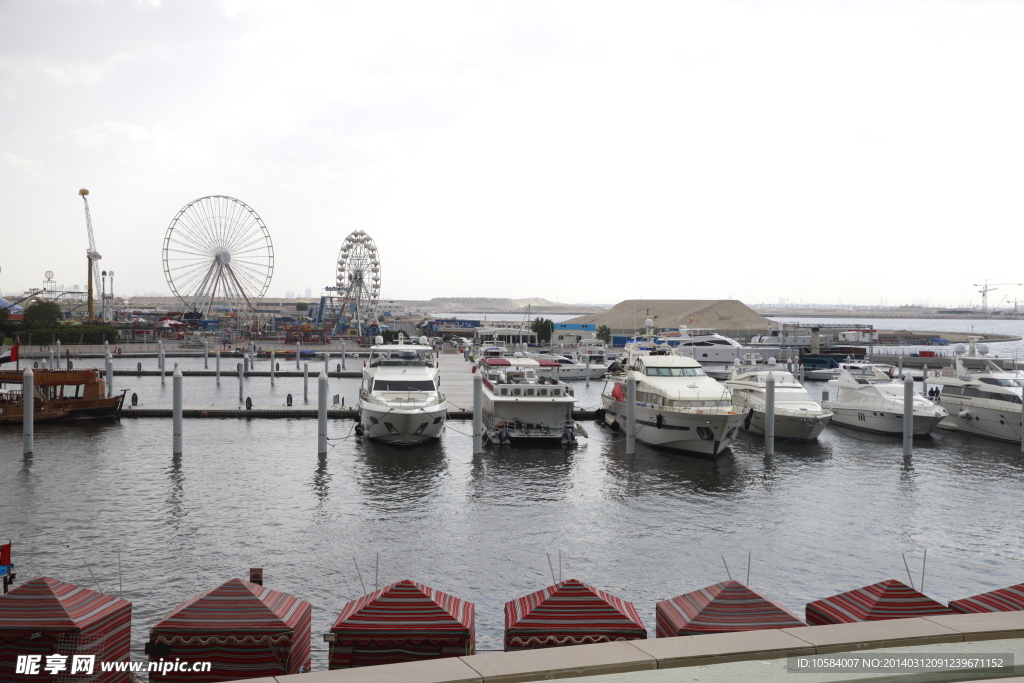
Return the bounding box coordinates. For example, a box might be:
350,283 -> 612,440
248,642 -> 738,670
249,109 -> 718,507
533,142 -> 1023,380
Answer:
672,326 -> 784,379
932,357 -> 1024,442
477,357 -> 586,445
358,337 -> 447,444
726,361 -> 832,440
534,354 -> 606,380
601,328 -> 744,457
571,337 -> 613,377
824,363 -> 946,435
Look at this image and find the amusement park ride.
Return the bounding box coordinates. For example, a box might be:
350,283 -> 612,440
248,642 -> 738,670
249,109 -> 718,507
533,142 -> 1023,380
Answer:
308,229 -> 383,339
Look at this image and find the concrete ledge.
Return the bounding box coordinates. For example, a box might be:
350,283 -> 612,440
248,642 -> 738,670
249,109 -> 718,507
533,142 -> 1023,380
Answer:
630,628 -> 815,668
459,641 -> 655,683
275,658 -> 483,683
924,611 -> 1024,642
781,617 -> 963,654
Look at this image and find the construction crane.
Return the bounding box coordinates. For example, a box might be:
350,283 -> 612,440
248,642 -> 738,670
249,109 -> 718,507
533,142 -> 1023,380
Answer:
79,188 -> 102,318
973,280 -> 1024,314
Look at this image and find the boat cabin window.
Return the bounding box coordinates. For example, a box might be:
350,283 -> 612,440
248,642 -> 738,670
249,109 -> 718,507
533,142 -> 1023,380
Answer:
372,379 -> 435,392
63,385 -> 83,398
644,367 -> 705,377
959,386 -> 1023,403
979,377 -> 1023,387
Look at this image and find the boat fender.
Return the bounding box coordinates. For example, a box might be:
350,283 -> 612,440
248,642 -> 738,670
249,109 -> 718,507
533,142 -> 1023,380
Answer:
744,408 -> 754,431
655,414 -> 663,429
958,410 -> 970,419
471,366 -> 477,373
609,420 -> 620,432
354,423 -> 365,437
594,408 -> 605,420
498,427 -> 510,445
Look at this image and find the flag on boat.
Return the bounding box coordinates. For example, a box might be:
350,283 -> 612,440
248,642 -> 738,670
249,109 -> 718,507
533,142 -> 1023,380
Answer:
504,578 -> 646,651
0,345 -> 17,365
328,579 -> 475,669
0,576 -> 131,683
949,584 -> 1024,614
656,581 -> 805,637
806,579 -> 956,625
148,577 -> 311,682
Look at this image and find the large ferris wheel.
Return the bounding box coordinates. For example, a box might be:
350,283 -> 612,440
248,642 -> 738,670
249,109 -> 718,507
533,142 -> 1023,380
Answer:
334,229 -> 380,336
162,196 -> 274,327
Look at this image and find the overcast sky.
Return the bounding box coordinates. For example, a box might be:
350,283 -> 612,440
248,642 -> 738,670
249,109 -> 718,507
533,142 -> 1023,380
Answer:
3,0 -> 1023,308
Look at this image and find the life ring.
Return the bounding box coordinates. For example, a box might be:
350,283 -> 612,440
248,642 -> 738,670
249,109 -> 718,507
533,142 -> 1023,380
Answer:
933,370 -> 940,377
83,370 -> 95,380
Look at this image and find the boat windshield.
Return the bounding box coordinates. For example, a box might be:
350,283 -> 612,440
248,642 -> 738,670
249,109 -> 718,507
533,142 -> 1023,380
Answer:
645,367 -> 705,377
373,379 -> 435,391
979,377 -> 1023,387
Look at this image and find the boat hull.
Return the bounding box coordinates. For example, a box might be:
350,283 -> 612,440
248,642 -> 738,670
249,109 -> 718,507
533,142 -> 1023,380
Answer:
359,403 -> 447,445
936,401 -> 1023,443
601,397 -> 743,457
826,405 -> 943,436
737,407 -> 831,441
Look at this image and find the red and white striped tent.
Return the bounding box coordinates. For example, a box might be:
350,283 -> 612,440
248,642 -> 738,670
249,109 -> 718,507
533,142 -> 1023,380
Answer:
504,579 -> 646,651
657,581 -> 804,637
148,578 -> 311,682
806,579 -> 956,625
0,576 -> 131,683
329,579 -> 474,669
949,584 -> 1024,614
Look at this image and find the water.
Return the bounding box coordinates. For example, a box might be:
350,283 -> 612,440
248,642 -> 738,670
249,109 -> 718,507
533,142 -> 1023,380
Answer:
4,325 -> 1024,669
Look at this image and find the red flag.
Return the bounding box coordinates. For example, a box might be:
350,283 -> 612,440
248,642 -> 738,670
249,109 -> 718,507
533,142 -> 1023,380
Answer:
0,543 -> 10,565
611,382 -> 626,402
0,344 -> 17,365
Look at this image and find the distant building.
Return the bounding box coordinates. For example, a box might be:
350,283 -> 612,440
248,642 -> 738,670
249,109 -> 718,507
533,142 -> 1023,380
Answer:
304,288 -> 312,298
286,290 -> 295,299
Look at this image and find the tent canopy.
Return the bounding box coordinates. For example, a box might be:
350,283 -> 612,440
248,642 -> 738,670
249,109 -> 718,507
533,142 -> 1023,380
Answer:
949,584 -> 1024,614
0,576 -> 130,632
153,578 -> 308,633
331,579 -> 474,642
806,579 -> 956,625
504,578 -> 645,650
657,580 -> 804,637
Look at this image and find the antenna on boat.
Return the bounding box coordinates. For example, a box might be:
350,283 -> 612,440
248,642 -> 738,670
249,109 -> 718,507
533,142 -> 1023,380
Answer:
721,555 -> 732,581
353,556 -> 366,594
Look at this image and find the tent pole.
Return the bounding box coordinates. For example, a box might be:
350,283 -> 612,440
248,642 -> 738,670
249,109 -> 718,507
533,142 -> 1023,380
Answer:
721,555 -> 732,581
353,557 -> 366,594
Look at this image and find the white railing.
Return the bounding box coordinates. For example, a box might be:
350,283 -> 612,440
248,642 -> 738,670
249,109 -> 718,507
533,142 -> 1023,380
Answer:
359,390 -> 445,409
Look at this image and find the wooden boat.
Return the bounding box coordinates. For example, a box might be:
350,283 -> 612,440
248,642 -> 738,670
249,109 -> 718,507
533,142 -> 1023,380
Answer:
0,368 -> 126,423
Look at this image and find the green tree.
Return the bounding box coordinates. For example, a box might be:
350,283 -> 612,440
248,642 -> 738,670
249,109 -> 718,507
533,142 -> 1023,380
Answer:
22,300 -> 62,328
0,307 -> 11,338
296,301 -> 309,311
596,325 -> 612,344
530,317 -> 554,344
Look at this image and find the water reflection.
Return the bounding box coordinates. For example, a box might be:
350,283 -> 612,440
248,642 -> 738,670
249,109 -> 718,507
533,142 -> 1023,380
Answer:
165,452 -> 186,524
353,439 -> 448,514
467,445 -> 577,503
311,452 -> 332,507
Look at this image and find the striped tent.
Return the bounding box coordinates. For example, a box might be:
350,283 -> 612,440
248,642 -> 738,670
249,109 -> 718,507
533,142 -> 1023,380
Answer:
148,578 -> 311,682
657,581 -> 804,637
0,576 -> 131,683
949,584 -> 1024,614
329,579 -> 474,669
806,579 -> 956,625
504,578 -> 646,651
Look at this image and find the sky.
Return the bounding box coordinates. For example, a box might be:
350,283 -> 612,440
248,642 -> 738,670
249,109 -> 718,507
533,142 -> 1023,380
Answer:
2,0 -> 1024,308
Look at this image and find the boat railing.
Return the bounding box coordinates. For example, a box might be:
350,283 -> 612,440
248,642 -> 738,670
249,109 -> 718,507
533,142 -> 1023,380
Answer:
359,390 -> 446,409
827,394 -> 934,410
734,399 -> 832,418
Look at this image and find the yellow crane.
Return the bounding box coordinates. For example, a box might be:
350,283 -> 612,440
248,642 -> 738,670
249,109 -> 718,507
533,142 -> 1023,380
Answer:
79,188 -> 102,318
973,280 -> 1023,314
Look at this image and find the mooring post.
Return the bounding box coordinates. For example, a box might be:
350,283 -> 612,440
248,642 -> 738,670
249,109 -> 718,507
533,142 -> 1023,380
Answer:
473,371 -> 483,454
585,354 -> 591,388
626,375 -> 637,454
104,340 -> 109,358
238,363 -> 244,404
105,352 -> 113,398
215,349 -> 220,385
318,371 -> 328,455
903,372 -> 914,456
23,367 -> 34,455
898,355 -> 904,380
270,351 -> 275,386
296,340 -> 301,369
56,340 -> 61,367
765,371 -> 776,455
49,348 -> 54,368
922,364 -> 928,396
303,362 -> 309,403
243,356 -> 249,378
341,340 -> 346,371
158,339 -> 165,385
324,352 -> 329,376
204,341 -> 209,369
173,367 -> 183,455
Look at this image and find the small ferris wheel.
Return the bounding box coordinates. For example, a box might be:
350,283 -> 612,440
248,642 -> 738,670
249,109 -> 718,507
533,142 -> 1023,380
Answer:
335,229 -> 380,336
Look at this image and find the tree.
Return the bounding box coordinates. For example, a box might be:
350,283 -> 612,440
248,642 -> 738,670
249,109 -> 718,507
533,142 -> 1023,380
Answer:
530,317 -> 554,344
597,325 -> 612,344
295,302 -> 309,312
22,300 -> 62,328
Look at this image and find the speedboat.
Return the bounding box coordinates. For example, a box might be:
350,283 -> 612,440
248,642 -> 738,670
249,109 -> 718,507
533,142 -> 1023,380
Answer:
357,337 -> 447,444
726,361 -> 832,440
601,325 -> 744,457
477,357 -> 586,445
672,326 -> 784,379
932,356 -> 1024,442
824,363 -> 946,435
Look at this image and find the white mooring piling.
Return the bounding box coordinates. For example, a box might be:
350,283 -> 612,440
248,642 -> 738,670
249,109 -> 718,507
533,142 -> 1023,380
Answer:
903,373 -> 914,456
922,364 -> 928,396
270,351 -> 275,386
585,354 -> 591,388
898,355 -> 904,380
626,375 -> 637,454
296,341 -> 301,369
243,356 -> 249,377
303,362 -> 309,403
105,352 -> 113,398
204,341 -> 209,369
173,367 -> 183,455
318,372 -> 328,455
158,339 -> 165,385
49,348 -> 54,368
238,363 -> 244,404
104,340 -> 109,357
342,340 -> 346,370
323,352 -> 329,376
23,367 -> 34,455
215,349 -> 220,385
473,372 -> 483,454
56,340 -> 61,367
765,371 -> 776,455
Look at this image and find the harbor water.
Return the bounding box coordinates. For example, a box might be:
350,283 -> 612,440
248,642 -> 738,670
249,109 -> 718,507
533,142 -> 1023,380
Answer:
3,330 -> 1024,670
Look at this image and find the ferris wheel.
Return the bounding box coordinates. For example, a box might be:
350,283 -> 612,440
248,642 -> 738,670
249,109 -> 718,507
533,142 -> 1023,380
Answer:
335,229 -> 380,336
162,196 -> 274,324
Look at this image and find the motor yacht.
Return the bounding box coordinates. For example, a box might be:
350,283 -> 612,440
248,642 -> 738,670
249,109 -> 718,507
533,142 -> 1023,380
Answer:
824,362 -> 946,435
672,326 -> 784,379
477,356 -> 586,445
725,361 -> 832,440
571,337 -> 613,377
358,337 -> 447,444
932,357 -> 1024,442
601,325 -> 744,457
